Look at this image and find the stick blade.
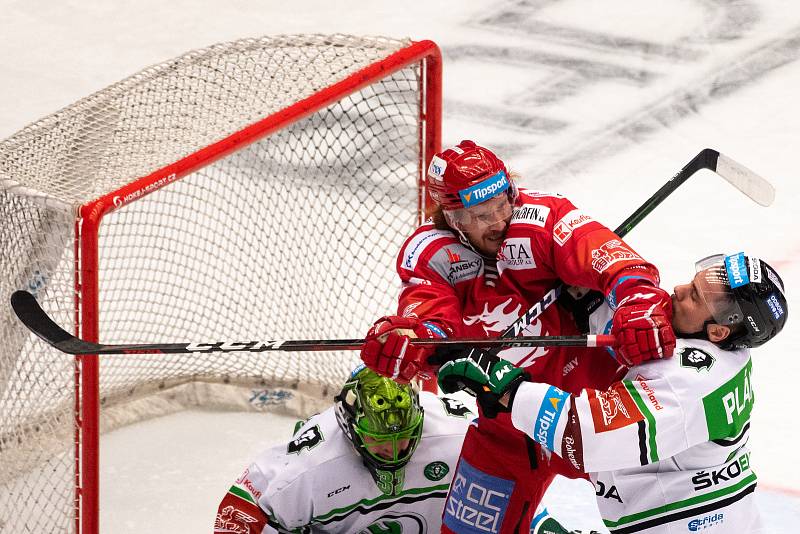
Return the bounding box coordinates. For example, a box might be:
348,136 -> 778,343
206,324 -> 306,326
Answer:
714,152 -> 776,207
10,290 -> 89,354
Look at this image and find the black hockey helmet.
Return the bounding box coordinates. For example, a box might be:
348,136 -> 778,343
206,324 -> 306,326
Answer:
695,252 -> 788,349
334,364 -> 424,495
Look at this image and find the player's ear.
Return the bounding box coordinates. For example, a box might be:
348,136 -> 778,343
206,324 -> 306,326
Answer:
706,323 -> 731,343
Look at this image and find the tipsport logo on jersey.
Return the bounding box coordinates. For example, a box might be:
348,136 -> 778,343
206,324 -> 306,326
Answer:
458,171 -> 509,208
443,460 -> 512,534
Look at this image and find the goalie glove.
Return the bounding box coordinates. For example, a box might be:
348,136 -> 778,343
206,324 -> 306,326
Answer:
436,347 -> 528,418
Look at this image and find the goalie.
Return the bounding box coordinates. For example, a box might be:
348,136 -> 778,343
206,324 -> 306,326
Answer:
214,365 -> 473,533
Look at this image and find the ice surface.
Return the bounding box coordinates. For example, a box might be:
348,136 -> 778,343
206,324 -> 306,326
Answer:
2,0 -> 799,531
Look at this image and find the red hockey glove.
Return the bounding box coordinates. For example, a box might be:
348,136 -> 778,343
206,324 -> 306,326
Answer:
361,316 -> 445,383
611,283 -> 676,367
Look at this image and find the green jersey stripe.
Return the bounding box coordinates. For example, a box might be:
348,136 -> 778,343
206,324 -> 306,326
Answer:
228,484 -> 257,505
604,472 -> 757,528
608,481 -> 756,533
625,381 -> 658,463
314,484 -> 450,524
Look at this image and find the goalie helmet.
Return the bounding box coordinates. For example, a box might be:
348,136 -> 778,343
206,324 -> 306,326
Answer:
334,365 -> 424,496
426,140 -> 516,210
695,252 -> 788,349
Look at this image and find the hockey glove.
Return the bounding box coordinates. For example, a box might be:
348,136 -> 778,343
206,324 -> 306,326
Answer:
611,281 -> 676,367
436,347 -> 528,418
361,316 -> 445,383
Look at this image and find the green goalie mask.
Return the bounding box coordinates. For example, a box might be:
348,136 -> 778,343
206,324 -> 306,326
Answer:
334,365 -> 424,495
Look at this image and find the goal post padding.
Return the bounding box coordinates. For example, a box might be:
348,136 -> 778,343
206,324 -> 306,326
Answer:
0,35 -> 441,533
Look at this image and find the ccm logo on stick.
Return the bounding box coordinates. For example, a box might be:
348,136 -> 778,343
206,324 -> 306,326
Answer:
186,340 -> 286,352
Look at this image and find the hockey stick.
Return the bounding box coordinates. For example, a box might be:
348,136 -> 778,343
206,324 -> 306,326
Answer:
502,148 -> 775,337
9,290 -> 613,355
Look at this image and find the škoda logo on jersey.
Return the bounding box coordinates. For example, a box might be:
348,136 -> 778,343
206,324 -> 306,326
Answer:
588,383 -> 644,432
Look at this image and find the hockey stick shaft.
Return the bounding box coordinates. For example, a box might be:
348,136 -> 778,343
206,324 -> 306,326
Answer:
10,290 -> 613,355
501,148 -> 775,338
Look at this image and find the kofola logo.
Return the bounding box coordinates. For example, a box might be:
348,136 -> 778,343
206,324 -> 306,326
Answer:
458,170 -> 509,207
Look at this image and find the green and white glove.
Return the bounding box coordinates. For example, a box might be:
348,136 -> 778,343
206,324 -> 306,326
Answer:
436,347 -> 528,418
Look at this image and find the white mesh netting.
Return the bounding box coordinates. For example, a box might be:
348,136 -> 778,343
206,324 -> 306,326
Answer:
0,34 -> 429,531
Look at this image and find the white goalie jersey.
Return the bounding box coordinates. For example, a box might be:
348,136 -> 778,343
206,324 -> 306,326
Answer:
510,336 -> 761,534
215,392 -> 473,533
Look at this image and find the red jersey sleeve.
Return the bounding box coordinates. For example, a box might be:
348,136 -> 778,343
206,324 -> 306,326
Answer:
394,224 -> 471,337
535,194 -> 661,305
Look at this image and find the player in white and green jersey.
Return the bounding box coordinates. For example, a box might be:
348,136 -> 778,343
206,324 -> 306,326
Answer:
214,364 -> 473,533
436,252 -> 788,534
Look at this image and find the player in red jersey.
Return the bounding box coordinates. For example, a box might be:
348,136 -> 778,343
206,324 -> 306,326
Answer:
361,140 -> 675,533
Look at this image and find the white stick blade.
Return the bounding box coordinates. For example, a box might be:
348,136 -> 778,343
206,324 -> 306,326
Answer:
715,153 -> 776,207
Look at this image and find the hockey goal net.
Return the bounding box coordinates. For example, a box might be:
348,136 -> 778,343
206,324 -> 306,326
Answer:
0,35 -> 440,533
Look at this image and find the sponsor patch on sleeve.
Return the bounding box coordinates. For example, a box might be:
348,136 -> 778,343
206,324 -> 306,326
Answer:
588,383 -> 644,433
533,386 -> 569,450
561,402 -> 585,472
590,239 -> 641,273
553,208 -> 594,246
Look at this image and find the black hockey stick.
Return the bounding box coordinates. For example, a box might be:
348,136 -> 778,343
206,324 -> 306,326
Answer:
9,290 -> 613,355
502,148 -> 775,338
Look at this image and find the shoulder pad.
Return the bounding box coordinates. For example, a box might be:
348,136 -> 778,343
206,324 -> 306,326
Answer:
400,227 -> 455,272
427,243 -> 483,286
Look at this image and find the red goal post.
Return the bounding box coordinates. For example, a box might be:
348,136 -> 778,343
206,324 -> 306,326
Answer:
0,35 -> 441,533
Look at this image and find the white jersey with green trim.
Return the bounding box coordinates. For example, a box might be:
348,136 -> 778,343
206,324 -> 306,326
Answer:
510,337 -> 760,534
216,392 -> 472,533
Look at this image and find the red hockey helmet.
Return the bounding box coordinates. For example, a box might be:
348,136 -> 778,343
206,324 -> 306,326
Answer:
426,140 -> 513,210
